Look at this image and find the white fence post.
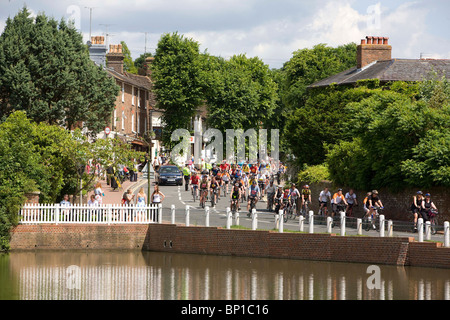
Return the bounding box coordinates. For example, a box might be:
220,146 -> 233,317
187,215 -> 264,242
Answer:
252,209 -> 257,230
309,211 -> 314,234
418,218 -> 424,242
278,210 -> 283,233
425,221 -> 431,241
185,205 -> 190,227
379,214 -> 385,237
158,204 -> 162,224
299,215 -> 304,232
205,206 -> 210,227
444,221 -> 449,248
387,220 -> 393,237
327,216 -> 333,233
226,208 -> 231,229
171,205 -> 176,224
340,211 -> 346,236
235,211 -> 239,226
357,218 -> 362,235
55,204 -> 60,225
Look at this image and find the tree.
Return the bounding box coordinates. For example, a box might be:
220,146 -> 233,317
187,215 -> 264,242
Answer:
204,54 -> 278,132
151,32 -> 205,147
0,8 -> 119,135
121,41 -> 138,74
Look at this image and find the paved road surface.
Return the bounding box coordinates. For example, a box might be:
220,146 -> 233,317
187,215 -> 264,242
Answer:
120,178 -> 447,243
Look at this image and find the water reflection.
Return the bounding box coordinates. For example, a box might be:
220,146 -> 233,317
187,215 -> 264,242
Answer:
0,251 -> 449,300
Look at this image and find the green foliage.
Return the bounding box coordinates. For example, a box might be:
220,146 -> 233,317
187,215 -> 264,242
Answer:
0,111 -> 145,251
204,54 -> 278,132
121,41 -> 138,74
297,164 -> 330,184
325,79 -> 450,190
0,7 -> 119,134
151,32 -> 205,147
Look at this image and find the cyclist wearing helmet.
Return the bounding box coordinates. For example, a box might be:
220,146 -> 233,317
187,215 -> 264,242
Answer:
421,193 -> 437,222
247,180 -> 260,213
366,190 -> 383,217
301,185 -> 312,207
410,191 -> 423,232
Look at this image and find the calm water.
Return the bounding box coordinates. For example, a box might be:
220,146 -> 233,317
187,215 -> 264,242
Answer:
0,250 -> 449,300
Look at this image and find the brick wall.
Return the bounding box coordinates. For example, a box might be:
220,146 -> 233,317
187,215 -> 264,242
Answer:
10,224 -> 450,268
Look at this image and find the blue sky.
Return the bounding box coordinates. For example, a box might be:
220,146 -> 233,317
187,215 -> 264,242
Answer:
1,0 -> 449,69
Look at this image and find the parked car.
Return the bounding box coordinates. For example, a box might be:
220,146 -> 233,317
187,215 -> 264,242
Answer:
155,165 -> 183,186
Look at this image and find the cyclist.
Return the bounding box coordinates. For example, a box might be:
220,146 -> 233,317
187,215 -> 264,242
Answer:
363,192 -> 371,218
301,185 -> 312,215
366,190 -> 383,217
331,188 -> 348,216
421,193 -> 437,222
209,176 -> 220,207
257,172 -> 265,198
289,183 -> 300,216
265,180 -> 276,211
199,175 -> 209,207
344,189 -> 358,216
280,188 -> 291,218
221,169 -> 231,194
190,170 -> 200,200
230,183 -> 241,212
247,180 -> 260,214
318,187 -> 332,216
410,191 -> 423,232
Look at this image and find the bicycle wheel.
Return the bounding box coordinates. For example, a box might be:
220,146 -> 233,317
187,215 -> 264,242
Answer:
431,218 -> 438,235
283,208 -> 288,223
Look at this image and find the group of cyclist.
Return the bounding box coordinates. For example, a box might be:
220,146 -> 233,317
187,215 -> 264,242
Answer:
183,161 -> 440,231
410,190 -> 439,232
183,160 -> 286,213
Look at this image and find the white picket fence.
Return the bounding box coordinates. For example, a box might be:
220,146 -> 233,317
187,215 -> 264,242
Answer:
18,203 -> 162,225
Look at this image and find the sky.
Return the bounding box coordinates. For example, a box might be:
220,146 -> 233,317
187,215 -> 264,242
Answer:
1,0 -> 449,69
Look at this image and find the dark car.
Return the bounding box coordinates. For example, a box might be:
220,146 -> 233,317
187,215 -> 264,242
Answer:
156,165 -> 183,186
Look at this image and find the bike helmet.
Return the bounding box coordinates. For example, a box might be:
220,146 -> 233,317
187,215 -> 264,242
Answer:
372,190 -> 378,195
425,193 -> 431,197
417,191 -> 423,195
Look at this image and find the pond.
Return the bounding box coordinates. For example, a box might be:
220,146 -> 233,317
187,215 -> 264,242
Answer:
0,250 -> 449,300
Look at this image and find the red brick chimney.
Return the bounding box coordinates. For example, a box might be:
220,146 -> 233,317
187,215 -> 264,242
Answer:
106,44 -> 124,74
357,36 -> 392,69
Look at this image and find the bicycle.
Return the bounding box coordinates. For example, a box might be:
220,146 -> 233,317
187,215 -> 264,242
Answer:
231,198 -> 239,216
423,209 -> 439,235
247,196 -> 257,217
318,202 -> 328,216
192,185 -> 198,202
267,193 -> 275,212
364,206 -> 383,232
200,189 -> 208,208
300,199 -> 309,217
210,187 -> 219,207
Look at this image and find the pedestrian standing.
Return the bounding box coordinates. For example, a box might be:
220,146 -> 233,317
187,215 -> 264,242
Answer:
151,185 -> 165,204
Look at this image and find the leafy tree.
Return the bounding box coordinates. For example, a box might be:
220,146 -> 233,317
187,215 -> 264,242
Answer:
204,54 -> 278,132
0,7 -> 119,135
134,52 -> 153,71
151,32 -> 205,147
121,41 -> 138,74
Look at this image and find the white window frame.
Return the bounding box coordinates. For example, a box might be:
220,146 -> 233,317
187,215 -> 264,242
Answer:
131,86 -> 135,106
121,82 -> 125,103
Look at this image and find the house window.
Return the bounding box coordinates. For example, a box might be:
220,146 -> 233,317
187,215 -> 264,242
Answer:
138,89 -> 141,108
131,113 -> 135,133
122,111 -> 125,131
121,82 -> 125,103
137,114 -> 140,134
132,86 -> 135,106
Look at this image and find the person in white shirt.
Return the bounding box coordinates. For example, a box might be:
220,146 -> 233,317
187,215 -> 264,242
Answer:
345,189 -> 358,216
318,187 -> 331,216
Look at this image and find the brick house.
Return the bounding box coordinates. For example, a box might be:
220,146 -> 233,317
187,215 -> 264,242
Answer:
88,36 -> 163,156
309,36 -> 450,88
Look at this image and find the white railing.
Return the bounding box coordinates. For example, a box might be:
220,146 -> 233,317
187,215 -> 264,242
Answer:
19,203 -> 162,225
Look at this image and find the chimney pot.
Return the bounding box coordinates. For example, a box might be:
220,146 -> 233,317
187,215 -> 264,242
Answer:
357,35 -> 392,69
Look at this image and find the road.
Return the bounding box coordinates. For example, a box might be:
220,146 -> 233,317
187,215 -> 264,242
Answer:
135,178 -> 446,242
